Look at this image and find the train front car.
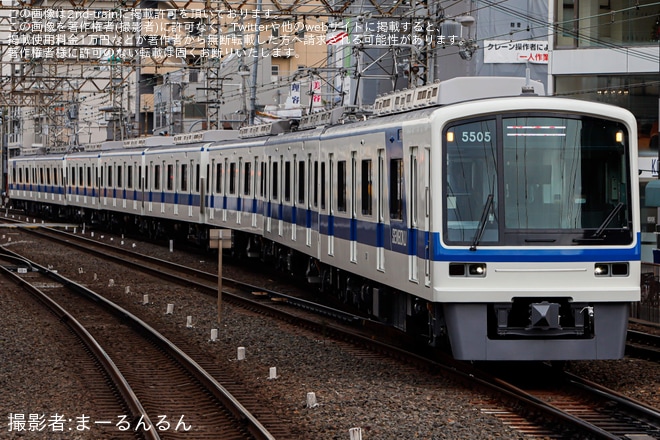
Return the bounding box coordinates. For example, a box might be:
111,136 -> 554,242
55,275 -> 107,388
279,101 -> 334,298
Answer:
433,97 -> 640,361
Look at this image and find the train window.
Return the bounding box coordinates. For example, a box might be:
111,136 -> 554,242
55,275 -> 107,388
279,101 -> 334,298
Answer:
107,165 -> 113,188
298,160 -> 305,204
320,162 -> 326,210
215,163 -> 222,193
260,162 -> 266,198
244,161 -> 251,196
313,161 -> 319,208
196,164 -> 200,193
445,119 -> 498,244
361,159 -> 373,215
229,162 -> 236,194
117,166 -> 123,189
46,168 -> 51,185
79,167 -> 84,188
284,161 -> 291,202
338,160 -> 347,212
390,158 -> 404,220
272,161 -> 279,200
167,164 -> 174,191
143,166 -> 149,190
87,167 -> 92,187
69,167 -> 74,186
154,164 -> 161,190
181,163 -> 188,192
127,165 -> 133,189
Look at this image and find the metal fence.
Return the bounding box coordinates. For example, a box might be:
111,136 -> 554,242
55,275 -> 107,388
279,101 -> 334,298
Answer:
636,263 -> 660,323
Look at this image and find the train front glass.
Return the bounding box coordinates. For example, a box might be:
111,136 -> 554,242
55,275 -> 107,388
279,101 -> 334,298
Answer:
444,114 -> 632,247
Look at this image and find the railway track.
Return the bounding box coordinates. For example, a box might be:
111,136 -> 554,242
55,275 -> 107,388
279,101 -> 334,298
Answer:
627,329 -> 660,361
4,214 -> 660,439
474,362 -> 660,439
0,249 -> 276,440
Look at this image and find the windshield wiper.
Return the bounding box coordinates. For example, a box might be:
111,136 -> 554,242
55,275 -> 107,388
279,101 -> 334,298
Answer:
470,194 -> 494,251
591,202 -> 624,239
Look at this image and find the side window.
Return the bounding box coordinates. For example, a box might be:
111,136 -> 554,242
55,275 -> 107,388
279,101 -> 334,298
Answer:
361,159 -> 373,215
272,161 -> 279,200
215,163 -> 223,193
181,163 -> 188,192
284,161 -> 291,202
320,162 -> 326,210
337,160 -> 347,212
167,164 -> 174,191
298,160 -> 305,204
117,165 -> 123,189
154,164 -> 161,190
390,158 -> 403,220
243,161 -> 251,196
229,162 -> 236,194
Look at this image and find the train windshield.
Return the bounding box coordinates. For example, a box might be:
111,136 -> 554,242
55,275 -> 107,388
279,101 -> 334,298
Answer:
444,114 -> 632,247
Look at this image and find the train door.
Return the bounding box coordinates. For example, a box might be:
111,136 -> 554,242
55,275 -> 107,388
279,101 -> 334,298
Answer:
251,157 -> 258,228
424,147 -> 431,287
121,161 -> 127,209
306,154 -> 313,247
409,147 -> 419,283
208,159 -> 215,221
291,155 -> 298,241
350,151 -> 357,262
222,158 -> 228,222
174,160 -> 180,216
328,154 -> 334,256
236,157 -> 249,225
377,149 -> 385,271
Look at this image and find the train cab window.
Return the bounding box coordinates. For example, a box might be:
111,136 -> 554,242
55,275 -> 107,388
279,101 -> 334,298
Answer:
284,161 -> 291,202
389,158 -> 403,220
167,164 -> 174,191
244,161 -> 251,196
338,160 -> 347,212
362,159 -> 373,216
181,163 -> 188,192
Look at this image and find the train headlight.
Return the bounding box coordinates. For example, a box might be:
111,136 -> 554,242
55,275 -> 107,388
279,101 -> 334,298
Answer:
469,263 -> 487,276
594,264 -> 609,276
449,263 -> 487,277
594,262 -> 629,277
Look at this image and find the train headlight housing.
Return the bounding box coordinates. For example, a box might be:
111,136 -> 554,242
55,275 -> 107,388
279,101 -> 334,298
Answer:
449,263 -> 487,277
595,262 -> 629,277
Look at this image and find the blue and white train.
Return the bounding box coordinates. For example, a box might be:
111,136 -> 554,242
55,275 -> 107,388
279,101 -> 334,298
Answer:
7,77 -> 641,361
